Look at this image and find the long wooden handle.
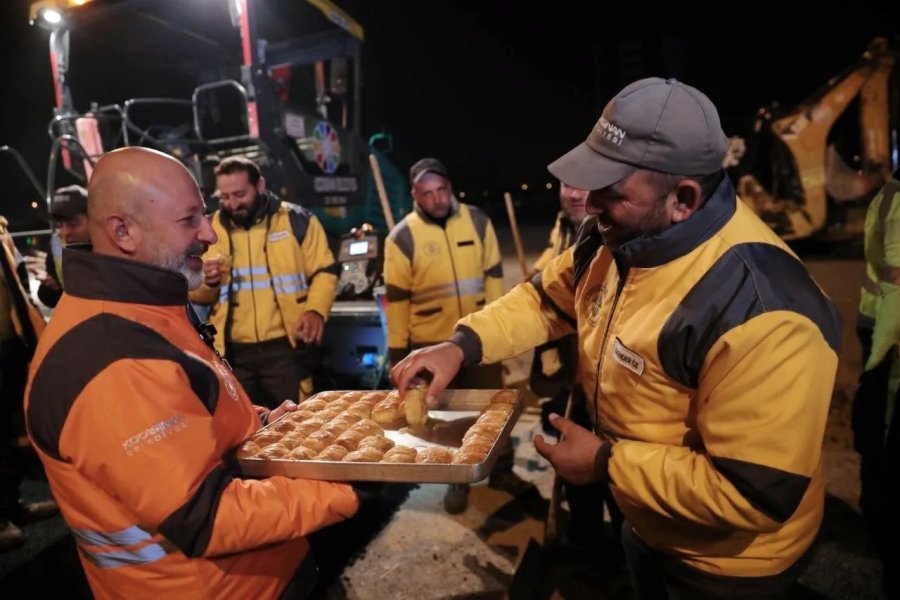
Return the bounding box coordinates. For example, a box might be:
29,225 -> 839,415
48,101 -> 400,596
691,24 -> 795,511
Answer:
544,393 -> 573,545
503,192 -> 528,278
369,153 -> 395,231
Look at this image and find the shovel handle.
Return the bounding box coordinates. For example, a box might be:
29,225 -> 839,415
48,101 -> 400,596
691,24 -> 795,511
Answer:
544,392 -> 573,545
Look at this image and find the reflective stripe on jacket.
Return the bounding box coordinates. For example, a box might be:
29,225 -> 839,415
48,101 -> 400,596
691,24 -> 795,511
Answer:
384,199 -> 502,356
26,248 -> 357,599
453,177 -> 841,577
190,193 -> 338,352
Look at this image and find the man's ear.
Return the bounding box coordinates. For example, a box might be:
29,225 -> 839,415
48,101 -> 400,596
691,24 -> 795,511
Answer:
106,215 -> 138,254
256,176 -> 267,195
671,179 -> 703,223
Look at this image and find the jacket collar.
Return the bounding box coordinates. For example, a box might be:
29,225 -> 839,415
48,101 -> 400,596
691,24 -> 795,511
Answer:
413,195 -> 461,225
63,246 -> 188,306
613,175 -> 736,269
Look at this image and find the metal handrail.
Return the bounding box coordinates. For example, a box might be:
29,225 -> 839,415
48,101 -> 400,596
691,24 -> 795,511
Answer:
0,145 -> 46,199
122,97 -> 194,146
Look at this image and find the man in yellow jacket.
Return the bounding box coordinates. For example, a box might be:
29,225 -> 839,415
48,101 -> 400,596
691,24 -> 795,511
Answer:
393,78 -> 841,598
26,148 -> 357,598
190,156 -> 339,407
384,158 -> 507,513
853,166 -> 899,597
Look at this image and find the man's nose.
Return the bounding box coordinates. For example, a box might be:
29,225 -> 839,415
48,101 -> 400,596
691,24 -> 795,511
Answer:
585,192 -> 604,214
198,217 -> 218,244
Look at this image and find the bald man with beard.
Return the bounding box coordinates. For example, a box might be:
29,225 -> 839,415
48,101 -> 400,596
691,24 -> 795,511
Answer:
23,148 -> 358,599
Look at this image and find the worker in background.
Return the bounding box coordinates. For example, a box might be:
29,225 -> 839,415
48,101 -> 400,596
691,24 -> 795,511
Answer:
384,158 -> 519,514
190,156 -> 339,407
852,166 -> 900,598
37,185 -> 90,308
1,215 -> 56,552
528,181 -> 624,551
25,147 -> 357,597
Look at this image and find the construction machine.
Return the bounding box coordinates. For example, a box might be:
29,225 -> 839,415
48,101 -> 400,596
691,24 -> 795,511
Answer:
727,37 -> 896,241
26,0 -> 405,387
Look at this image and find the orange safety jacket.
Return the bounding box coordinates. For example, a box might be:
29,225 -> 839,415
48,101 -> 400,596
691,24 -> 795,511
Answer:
25,248 -> 357,599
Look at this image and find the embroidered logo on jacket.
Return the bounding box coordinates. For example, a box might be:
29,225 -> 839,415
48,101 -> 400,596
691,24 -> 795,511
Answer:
122,415 -> 188,457
268,230 -> 290,242
612,337 -> 644,376
586,284 -> 608,326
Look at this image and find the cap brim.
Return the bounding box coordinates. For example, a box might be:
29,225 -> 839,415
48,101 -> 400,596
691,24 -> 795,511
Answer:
547,142 -> 637,191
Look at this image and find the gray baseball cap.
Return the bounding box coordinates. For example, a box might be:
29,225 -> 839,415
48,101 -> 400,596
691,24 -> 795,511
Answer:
409,158 -> 449,185
548,77 -> 729,191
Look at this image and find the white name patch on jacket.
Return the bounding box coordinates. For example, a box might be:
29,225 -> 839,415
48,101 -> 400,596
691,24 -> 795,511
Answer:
268,230 -> 290,242
613,337 -> 644,376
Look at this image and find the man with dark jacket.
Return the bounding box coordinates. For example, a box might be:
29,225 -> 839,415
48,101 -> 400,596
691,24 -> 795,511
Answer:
37,185 -> 90,308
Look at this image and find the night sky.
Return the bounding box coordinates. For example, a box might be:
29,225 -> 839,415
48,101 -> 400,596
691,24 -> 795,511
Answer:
1,0 -> 897,231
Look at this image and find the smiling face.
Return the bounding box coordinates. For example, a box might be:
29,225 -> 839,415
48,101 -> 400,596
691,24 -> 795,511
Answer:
585,170 -> 678,249
216,170 -> 264,226
559,182 -> 588,225
133,168 -> 216,289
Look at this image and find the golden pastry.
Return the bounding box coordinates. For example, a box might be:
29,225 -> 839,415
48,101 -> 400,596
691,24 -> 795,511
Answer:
358,435 -> 395,453
381,446 -> 417,463
268,418 -> 297,434
451,447 -> 489,465
256,443 -> 290,459
251,430 -> 283,446
321,420 -> 349,437
344,402 -> 372,418
334,428 -> 366,451
312,391 -> 344,402
350,419 -> 384,438
359,391 -> 387,405
286,410 -> 316,423
371,394 -> 403,426
490,389 -> 518,405
343,447 -> 384,462
297,399 -> 328,412
316,444 -> 350,461
402,384 -> 428,427
414,447 -> 454,464
287,445 -> 317,460
300,430 -> 336,453
334,411 -> 363,426
278,432 -> 308,450
236,440 -> 261,458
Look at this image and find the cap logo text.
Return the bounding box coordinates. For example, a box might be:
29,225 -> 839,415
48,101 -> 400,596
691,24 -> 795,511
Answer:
596,116 -> 627,146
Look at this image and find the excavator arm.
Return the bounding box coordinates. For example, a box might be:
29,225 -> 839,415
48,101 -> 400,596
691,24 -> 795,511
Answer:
736,38 -> 895,240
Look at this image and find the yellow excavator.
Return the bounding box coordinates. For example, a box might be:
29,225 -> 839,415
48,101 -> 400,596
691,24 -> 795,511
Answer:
728,37 -> 896,241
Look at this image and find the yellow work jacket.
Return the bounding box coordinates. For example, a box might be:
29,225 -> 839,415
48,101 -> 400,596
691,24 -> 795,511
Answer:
384,199 -> 502,360
452,177 -> 842,578
190,194 -> 338,353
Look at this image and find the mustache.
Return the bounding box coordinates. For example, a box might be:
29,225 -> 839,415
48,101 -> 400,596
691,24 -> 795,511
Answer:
187,243 -> 208,256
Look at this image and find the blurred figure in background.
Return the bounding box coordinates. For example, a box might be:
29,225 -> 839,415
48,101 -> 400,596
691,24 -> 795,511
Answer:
37,185 -> 90,308
1,214 -> 55,552
852,166 -> 900,598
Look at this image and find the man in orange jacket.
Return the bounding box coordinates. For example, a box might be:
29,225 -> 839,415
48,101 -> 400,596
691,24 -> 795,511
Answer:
24,147 -> 358,598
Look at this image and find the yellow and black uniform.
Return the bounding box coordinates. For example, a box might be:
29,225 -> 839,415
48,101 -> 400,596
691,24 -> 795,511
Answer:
384,197 -> 502,369
451,177 -> 841,581
190,191 -> 338,406
852,167 -> 900,593
26,248 -> 357,599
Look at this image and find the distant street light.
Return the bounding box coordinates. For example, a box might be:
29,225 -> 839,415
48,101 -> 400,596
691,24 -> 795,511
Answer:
40,8 -> 63,25
31,201 -> 39,209
459,191 -> 466,199
520,184 -> 528,191
545,182 -> 552,190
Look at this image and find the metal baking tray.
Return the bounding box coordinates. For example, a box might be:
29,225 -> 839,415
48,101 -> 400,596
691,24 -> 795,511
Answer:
237,389 -> 522,483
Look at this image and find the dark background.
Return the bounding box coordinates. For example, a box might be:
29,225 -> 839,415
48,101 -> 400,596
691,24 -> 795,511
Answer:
1,0 -> 897,231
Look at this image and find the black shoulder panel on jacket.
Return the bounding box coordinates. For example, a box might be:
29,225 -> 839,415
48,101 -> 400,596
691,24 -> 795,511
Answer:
712,457 -> 810,523
159,464 -> 233,557
658,242 -> 842,389
389,220 -> 415,262
27,314 -> 221,460
285,202 -> 312,244
468,205 -> 488,241
532,272 -> 577,330
573,217 -> 604,287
